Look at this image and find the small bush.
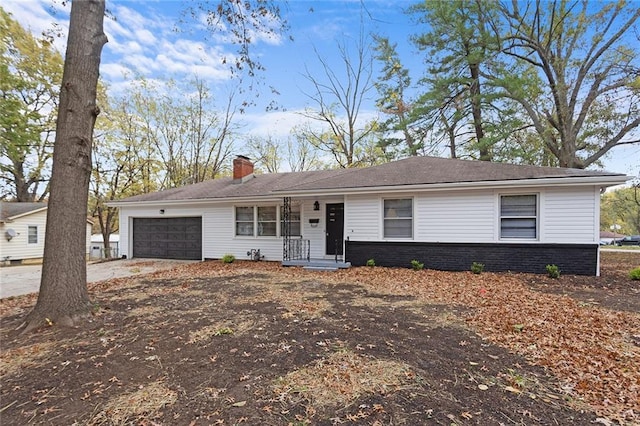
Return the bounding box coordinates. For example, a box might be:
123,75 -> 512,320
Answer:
222,254 -> 235,264
366,258 -> 376,267
629,267 -> 640,280
471,262 -> 485,274
410,259 -> 424,271
545,264 -> 560,279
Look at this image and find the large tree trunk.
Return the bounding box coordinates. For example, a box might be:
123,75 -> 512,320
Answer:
21,0 -> 107,333
469,62 -> 490,161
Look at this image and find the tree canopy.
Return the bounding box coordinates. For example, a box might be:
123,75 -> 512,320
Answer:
0,7 -> 63,201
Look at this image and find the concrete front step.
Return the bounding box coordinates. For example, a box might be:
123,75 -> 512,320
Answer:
283,259 -> 351,269
303,265 -> 340,272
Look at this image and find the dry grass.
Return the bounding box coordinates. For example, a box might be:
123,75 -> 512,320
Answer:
0,341 -> 57,378
187,319 -> 256,344
273,349 -> 414,408
88,380 -> 177,426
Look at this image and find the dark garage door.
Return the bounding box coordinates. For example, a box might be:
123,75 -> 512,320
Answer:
133,217 -> 202,260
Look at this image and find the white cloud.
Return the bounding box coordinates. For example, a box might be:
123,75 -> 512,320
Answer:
100,62 -> 133,80
2,0 -> 70,54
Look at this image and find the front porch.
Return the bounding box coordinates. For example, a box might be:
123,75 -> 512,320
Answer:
281,196 -> 349,271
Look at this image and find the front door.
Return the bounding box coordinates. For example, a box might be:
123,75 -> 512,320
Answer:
325,203 -> 344,256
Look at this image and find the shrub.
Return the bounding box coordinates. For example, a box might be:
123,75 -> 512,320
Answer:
222,254 -> 235,264
545,264 -> 560,279
366,258 -> 376,267
410,259 -> 424,271
471,262 -> 485,274
629,267 -> 640,280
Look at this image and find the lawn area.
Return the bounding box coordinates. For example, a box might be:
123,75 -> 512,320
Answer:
0,252 -> 638,425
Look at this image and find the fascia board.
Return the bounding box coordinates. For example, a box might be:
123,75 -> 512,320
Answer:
272,175 -> 630,197
107,195 -> 285,208
5,206 -> 48,222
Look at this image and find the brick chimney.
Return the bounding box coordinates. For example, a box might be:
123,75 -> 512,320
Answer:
233,155 -> 254,182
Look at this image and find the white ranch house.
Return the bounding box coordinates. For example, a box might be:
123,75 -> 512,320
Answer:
109,156 -> 628,276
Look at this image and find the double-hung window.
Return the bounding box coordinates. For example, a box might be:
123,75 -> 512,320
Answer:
500,194 -> 537,239
383,198 -> 413,238
280,205 -> 301,236
28,226 -> 38,244
236,204 -> 301,237
235,207 -> 254,236
257,206 -> 277,236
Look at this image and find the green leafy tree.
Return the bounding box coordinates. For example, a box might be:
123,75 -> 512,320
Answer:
601,183 -> 640,234
498,1 -> 640,168
0,7 -> 63,201
89,92 -> 162,257
409,0 -> 503,161
373,35 -> 422,159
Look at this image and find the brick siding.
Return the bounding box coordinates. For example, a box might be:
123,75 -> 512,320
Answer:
345,241 -> 598,275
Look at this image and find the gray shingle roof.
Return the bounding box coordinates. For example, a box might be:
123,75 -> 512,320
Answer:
114,156 -> 626,203
0,201 -> 47,222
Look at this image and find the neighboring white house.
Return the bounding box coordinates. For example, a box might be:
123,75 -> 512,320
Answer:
90,233 -> 120,259
109,156 -> 629,276
0,202 -> 93,264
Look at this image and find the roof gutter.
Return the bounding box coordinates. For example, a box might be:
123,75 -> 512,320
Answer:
106,195 -> 286,208
272,175 -> 630,197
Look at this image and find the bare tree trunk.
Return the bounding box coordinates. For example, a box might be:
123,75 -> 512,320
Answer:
21,0 -> 107,333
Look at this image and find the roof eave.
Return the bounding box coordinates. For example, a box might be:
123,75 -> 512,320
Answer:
106,194 -> 286,208
3,206 -> 49,222
272,175 -> 630,197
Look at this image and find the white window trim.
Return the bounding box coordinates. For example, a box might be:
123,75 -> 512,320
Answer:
498,193 -> 539,241
27,225 -> 38,244
382,197 -> 414,240
234,204 -> 302,238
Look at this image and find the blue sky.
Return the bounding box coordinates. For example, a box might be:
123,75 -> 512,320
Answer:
3,0 -> 639,177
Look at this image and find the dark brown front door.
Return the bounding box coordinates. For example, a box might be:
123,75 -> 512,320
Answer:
325,203 -> 344,256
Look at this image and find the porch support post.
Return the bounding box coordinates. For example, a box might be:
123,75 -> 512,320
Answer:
282,196 -> 291,261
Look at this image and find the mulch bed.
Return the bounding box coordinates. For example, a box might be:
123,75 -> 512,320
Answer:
0,251 -> 638,425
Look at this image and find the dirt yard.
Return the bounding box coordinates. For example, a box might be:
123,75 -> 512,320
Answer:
1,252 -> 638,425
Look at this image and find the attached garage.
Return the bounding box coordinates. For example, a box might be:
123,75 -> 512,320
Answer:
132,217 -> 202,260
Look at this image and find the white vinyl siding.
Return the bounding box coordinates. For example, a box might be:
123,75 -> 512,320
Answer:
543,186 -> 597,243
500,194 -> 538,239
414,190 -> 495,242
383,198 -> 413,238
0,209 -> 91,261
344,195 -> 380,241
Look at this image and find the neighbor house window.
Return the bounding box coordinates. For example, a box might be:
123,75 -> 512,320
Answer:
28,226 -> 38,244
280,205 -> 301,236
383,198 -> 413,238
500,194 -> 538,239
257,206 -> 277,236
235,207 -> 254,236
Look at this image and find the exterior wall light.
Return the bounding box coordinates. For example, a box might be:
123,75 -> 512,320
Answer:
313,201 -> 320,211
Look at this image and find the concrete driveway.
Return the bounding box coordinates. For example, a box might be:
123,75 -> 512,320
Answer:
0,259 -> 196,299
